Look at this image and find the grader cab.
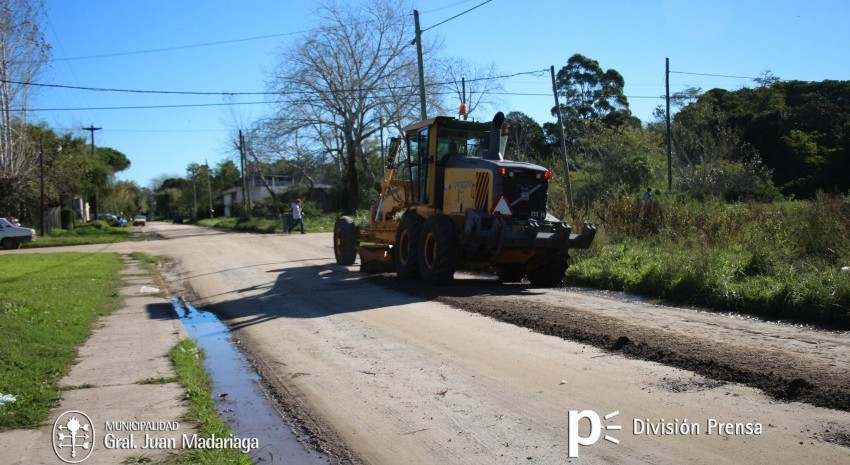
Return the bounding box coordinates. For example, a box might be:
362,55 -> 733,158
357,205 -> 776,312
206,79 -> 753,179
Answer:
333,111 -> 595,286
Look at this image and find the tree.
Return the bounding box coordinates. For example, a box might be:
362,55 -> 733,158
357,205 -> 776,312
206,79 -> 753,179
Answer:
552,54 -> 637,143
103,180 -> 148,216
153,178 -> 190,218
0,0 -> 50,211
671,79 -> 850,196
504,112 -> 550,163
96,147 -> 131,173
440,58 -> 503,120
265,0 -> 432,212
214,159 -> 240,191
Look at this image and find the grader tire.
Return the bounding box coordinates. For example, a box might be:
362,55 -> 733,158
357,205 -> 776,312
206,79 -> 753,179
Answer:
418,214 -> 459,283
333,216 -> 357,266
527,260 -> 568,288
394,213 -> 424,279
497,266 -> 526,283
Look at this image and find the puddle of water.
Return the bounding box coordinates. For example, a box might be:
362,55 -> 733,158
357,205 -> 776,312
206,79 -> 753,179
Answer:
170,296 -> 331,465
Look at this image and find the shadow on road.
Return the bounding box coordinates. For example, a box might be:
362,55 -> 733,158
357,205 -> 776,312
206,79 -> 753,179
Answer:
199,260 -> 545,332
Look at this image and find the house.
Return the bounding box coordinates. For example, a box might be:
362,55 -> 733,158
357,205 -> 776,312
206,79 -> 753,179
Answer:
222,174 -> 295,217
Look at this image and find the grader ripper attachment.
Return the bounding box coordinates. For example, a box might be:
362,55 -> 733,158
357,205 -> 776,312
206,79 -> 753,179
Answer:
333,111 -> 595,286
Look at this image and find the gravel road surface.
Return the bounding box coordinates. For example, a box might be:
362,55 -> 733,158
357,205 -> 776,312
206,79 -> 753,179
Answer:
30,222 -> 849,464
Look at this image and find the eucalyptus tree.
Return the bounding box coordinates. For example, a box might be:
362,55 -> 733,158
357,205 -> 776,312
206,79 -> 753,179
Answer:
552,53 -> 636,144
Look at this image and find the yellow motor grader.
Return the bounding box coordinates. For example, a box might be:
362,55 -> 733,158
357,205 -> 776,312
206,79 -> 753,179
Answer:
333,111 -> 595,286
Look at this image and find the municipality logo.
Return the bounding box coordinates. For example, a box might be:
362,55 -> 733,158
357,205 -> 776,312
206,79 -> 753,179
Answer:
52,410 -> 95,463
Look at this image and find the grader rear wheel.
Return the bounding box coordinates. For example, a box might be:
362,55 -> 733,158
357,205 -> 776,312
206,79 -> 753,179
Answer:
333,216 -> 357,266
527,260 -> 568,287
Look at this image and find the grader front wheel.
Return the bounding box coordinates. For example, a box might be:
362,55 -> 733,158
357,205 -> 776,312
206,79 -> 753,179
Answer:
418,215 -> 459,283
394,213 -> 424,279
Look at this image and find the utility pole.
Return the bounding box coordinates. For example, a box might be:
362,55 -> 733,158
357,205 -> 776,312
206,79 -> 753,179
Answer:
206,159 -> 214,219
39,139 -> 44,235
666,58 -> 672,192
461,77 -> 468,120
191,165 -> 197,222
238,129 -> 251,216
82,124 -> 102,221
413,9 -> 427,120
550,65 -> 574,213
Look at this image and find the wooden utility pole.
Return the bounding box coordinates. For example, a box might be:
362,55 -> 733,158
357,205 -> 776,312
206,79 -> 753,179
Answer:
238,130 -> 250,215
413,10 -> 427,120
82,124 -> 102,220
666,58 -> 672,192
461,77 -> 467,120
206,159 -> 214,219
550,65 -> 574,213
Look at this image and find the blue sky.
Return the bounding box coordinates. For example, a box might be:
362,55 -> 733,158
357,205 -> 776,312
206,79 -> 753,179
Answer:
36,0 -> 850,188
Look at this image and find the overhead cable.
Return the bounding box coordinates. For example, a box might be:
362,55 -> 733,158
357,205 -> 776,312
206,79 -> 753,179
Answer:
2,69 -> 546,96
421,0 -> 494,32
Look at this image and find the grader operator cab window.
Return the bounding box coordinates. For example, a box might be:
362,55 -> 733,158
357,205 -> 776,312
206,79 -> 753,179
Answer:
406,128 -> 429,204
436,128 -> 489,163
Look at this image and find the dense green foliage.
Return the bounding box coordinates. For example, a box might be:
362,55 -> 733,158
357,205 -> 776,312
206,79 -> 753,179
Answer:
1,124 -> 144,227
671,80 -> 850,197
565,194 -> 850,327
0,253 -> 123,429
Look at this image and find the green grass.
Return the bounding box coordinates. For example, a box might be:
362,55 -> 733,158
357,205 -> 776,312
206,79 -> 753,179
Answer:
197,209 -> 371,234
137,376 -> 179,385
129,251 -> 163,277
565,194 -> 850,327
24,221 -> 138,248
154,339 -> 251,465
0,252 -> 124,430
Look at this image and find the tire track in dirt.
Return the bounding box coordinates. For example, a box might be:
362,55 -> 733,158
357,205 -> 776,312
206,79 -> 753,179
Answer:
376,276 -> 850,412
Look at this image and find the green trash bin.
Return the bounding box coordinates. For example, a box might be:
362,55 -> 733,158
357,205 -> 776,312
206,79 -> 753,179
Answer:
282,213 -> 293,232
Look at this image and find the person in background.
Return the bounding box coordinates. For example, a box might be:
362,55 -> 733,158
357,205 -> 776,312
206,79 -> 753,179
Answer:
289,199 -> 305,234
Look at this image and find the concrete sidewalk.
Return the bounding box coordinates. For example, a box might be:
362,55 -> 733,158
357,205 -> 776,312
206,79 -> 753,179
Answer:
2,255 -> 192,465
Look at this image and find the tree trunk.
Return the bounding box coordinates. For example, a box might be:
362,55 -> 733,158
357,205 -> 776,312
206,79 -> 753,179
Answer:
345,131 -> 359,213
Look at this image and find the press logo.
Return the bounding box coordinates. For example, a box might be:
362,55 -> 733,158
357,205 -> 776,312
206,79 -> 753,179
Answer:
567,410 -> 621,458
52,410 -> 95,463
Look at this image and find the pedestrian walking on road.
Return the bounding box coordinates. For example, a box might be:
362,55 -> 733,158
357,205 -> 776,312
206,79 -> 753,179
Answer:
289,199 -> 305,234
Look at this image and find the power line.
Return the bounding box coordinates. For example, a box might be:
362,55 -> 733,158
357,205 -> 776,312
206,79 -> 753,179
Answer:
670,70 -> 757,80
23,101 -> 279,112
421,0 -> 483,14
2,69 -> 546,97
47,29 -> 316,62
421,0 -> 494,33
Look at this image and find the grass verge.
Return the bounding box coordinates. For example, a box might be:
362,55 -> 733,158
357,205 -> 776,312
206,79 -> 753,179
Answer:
0,252 -> 123,430
197,209 -> 370,234
24,221 -> 139,248
566,194 -> 850,327
154,339 -> 251,465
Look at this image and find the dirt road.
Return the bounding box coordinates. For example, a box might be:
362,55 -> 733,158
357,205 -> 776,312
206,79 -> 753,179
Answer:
45,222 -> 850,464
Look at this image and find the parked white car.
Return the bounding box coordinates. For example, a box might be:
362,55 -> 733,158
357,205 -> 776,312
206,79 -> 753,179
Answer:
0,217 -> 36,250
